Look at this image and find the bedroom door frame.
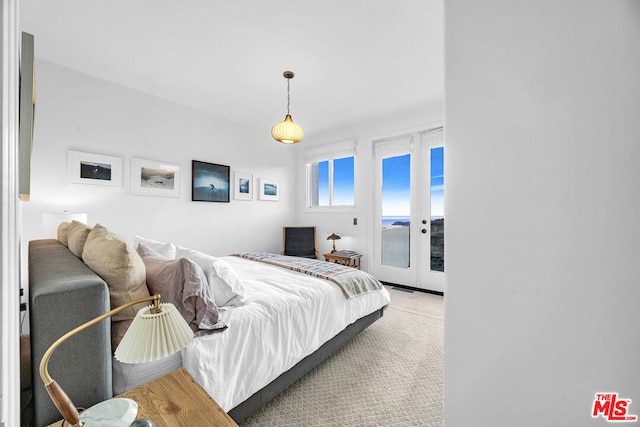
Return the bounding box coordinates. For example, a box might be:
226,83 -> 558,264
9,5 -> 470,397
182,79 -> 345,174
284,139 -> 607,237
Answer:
371,125 -> 445,293
1,1 -> 23,425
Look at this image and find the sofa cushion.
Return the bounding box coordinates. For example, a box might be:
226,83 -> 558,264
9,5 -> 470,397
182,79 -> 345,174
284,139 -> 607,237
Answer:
82,223 -> 150,348
57,221 -> 70,246
66,221 -> 91,258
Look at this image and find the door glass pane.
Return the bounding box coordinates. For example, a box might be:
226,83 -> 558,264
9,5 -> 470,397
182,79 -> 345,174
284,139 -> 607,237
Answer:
333,156 -> 355,206
381,154 -> 410,268
430,147 -> 444,272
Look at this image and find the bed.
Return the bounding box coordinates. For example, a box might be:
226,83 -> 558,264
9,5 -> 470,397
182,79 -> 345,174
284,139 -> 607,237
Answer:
29,223 -> 390,425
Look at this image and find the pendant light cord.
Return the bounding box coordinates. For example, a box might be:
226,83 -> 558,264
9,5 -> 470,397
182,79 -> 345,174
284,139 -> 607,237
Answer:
287,77 -> 291,115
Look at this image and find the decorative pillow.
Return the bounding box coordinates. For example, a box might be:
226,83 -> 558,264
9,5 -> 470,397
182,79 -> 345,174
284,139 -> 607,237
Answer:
82,223 -> 150,349
134,235 -> 176,259
66,220 -> 92,258
136,244 -> 219,331
175,246 -> 247,307
57,221 -> 70,246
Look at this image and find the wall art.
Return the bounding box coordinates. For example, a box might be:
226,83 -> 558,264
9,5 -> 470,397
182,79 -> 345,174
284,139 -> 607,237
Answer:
192,160 -> 230,202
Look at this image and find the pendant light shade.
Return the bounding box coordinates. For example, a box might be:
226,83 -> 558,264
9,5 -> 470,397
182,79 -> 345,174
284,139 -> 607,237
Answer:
272,71 -> 304,144
272,114 -> 304,144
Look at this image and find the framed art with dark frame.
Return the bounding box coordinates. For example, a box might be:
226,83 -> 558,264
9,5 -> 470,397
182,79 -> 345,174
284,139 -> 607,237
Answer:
192,160 -> 230,202
68,150 -> 122,187
131,158 -> 181,197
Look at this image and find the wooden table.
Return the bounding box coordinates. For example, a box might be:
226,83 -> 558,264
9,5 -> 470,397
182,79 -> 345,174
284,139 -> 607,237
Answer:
48,368 -> 237,427
324,250 -> 362,269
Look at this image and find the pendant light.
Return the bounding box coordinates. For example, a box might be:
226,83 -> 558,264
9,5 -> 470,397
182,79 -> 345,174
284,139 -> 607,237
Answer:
271,71 -> 304,144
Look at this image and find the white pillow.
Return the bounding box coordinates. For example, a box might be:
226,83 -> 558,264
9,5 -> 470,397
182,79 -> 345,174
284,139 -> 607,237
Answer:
175,246 -> 247,307
134,235 -> 176,259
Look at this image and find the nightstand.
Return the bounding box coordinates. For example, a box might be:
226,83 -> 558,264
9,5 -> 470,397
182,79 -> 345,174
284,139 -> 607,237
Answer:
324,250 -> 362,269
47,368 -> 237,427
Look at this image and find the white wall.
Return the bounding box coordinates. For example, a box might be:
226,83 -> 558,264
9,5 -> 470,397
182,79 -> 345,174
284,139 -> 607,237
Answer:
22,60 -> 297,257
295,101 -> 443,271
445,1 -> 640,426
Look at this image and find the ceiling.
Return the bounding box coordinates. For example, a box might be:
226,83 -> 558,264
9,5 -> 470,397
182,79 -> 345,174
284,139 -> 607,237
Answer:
20,0 -> 443,137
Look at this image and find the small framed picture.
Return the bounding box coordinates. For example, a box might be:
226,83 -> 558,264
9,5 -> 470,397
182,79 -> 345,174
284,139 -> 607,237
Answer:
259,178 -> 280,201
192,160 -> 230,202
234,171 -> 253,201
68,150 -> 122,187
130,158 -> 181,197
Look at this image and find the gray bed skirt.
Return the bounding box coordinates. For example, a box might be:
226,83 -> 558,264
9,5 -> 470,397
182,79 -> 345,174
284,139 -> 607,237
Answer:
228,307 -> 385,423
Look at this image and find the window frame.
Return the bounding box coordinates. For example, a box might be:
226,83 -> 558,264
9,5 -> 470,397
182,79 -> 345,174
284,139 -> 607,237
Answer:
304,139 -> 358,212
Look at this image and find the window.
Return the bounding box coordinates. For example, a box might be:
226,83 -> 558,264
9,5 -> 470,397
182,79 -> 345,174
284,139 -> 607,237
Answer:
305,139 -> 356,208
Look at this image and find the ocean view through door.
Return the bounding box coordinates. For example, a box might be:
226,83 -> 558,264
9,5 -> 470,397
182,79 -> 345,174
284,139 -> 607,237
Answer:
373,127 -> 444,293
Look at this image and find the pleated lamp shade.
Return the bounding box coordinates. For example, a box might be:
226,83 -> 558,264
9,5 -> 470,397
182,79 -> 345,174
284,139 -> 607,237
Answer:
114,303 -> 194,364
271,114 -> 304,144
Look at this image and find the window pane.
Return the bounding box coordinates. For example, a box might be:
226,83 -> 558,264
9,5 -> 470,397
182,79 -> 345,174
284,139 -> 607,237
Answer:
430,147 -> 444,272
317,160 -> 329,206
381,154 -> 410,268
333,156 -> 354,206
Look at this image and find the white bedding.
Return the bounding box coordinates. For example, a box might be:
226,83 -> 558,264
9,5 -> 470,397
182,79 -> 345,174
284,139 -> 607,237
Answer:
181,255 -> 390,412
111,255 -> 389,410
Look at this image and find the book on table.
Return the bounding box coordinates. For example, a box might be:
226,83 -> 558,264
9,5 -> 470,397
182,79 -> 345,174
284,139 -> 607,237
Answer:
332,250 -> 360,258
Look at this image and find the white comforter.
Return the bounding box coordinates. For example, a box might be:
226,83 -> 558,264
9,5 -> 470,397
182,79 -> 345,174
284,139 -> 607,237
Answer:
181,255 -> 390,412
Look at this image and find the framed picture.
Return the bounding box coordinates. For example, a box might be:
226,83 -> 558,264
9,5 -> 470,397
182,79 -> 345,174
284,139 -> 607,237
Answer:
259,178 -> 280,201
233,171 -> 253,201
192,160 -> 230,202
19,32 -> 35,201
68,150 -> 122,187
130,158 -> 181,197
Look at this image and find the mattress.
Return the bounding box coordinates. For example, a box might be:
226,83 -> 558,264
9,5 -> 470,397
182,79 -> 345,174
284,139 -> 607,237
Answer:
113,255 -> 390,412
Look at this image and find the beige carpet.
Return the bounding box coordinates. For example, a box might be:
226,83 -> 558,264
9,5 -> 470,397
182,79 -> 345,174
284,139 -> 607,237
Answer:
240,286 -> 444,426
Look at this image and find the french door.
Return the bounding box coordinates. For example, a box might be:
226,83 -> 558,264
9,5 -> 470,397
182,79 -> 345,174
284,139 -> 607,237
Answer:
372,127 -> 445,293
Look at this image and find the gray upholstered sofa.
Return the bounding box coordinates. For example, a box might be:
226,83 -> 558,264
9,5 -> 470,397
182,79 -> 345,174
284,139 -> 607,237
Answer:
29,239 -> 112,427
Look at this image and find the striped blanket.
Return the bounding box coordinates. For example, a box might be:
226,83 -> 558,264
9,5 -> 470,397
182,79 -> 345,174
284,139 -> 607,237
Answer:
232,252 -> 383,298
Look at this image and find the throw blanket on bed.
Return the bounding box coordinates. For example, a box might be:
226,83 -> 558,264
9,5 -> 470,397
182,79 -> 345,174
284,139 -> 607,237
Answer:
232,252 -> 383,298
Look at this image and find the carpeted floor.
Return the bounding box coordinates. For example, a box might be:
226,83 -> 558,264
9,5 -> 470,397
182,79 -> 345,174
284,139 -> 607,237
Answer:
240,285 -> 444,426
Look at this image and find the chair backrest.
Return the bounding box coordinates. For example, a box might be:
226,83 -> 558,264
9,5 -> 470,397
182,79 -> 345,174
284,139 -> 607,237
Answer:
282,226 -> 318,259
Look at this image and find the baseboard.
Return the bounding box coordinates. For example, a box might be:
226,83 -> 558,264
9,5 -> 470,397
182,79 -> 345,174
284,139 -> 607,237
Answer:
381,281 -> 444,296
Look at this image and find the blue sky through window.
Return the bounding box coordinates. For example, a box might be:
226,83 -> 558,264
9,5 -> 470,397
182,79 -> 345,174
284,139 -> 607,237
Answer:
318,160 -> 329,206
382,154 -> 411,217
333,157 -> 354,205
431,147 -> 444,219
379,149 -> 444,219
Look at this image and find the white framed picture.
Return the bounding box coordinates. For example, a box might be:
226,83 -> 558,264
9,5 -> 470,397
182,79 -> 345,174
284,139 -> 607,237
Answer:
233,171 -> 253,201
259,178 -> 280,201
130,157 -> 181,197
68,150 -> 122,187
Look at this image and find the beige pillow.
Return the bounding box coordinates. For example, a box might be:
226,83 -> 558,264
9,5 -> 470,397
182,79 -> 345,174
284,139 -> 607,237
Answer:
57,221 -> 70,246
66,221 -> 92,257
82,223 -> 150,349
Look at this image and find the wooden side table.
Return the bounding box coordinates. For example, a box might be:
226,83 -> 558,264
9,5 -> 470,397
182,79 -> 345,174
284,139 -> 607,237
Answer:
47,368 -> 237,427
324,250 -> 362,269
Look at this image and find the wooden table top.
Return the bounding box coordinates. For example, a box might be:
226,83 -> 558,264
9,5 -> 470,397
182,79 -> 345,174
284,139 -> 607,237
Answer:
47,368 -> 238,427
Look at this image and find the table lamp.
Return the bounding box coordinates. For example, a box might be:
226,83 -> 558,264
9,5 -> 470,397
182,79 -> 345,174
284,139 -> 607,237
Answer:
39,294 -> 194,427
327,233 -> 341,253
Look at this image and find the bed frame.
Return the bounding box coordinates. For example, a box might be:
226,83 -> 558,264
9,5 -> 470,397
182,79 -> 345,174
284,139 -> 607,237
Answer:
28,239 -> 385,426
228,307 -> 384,423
